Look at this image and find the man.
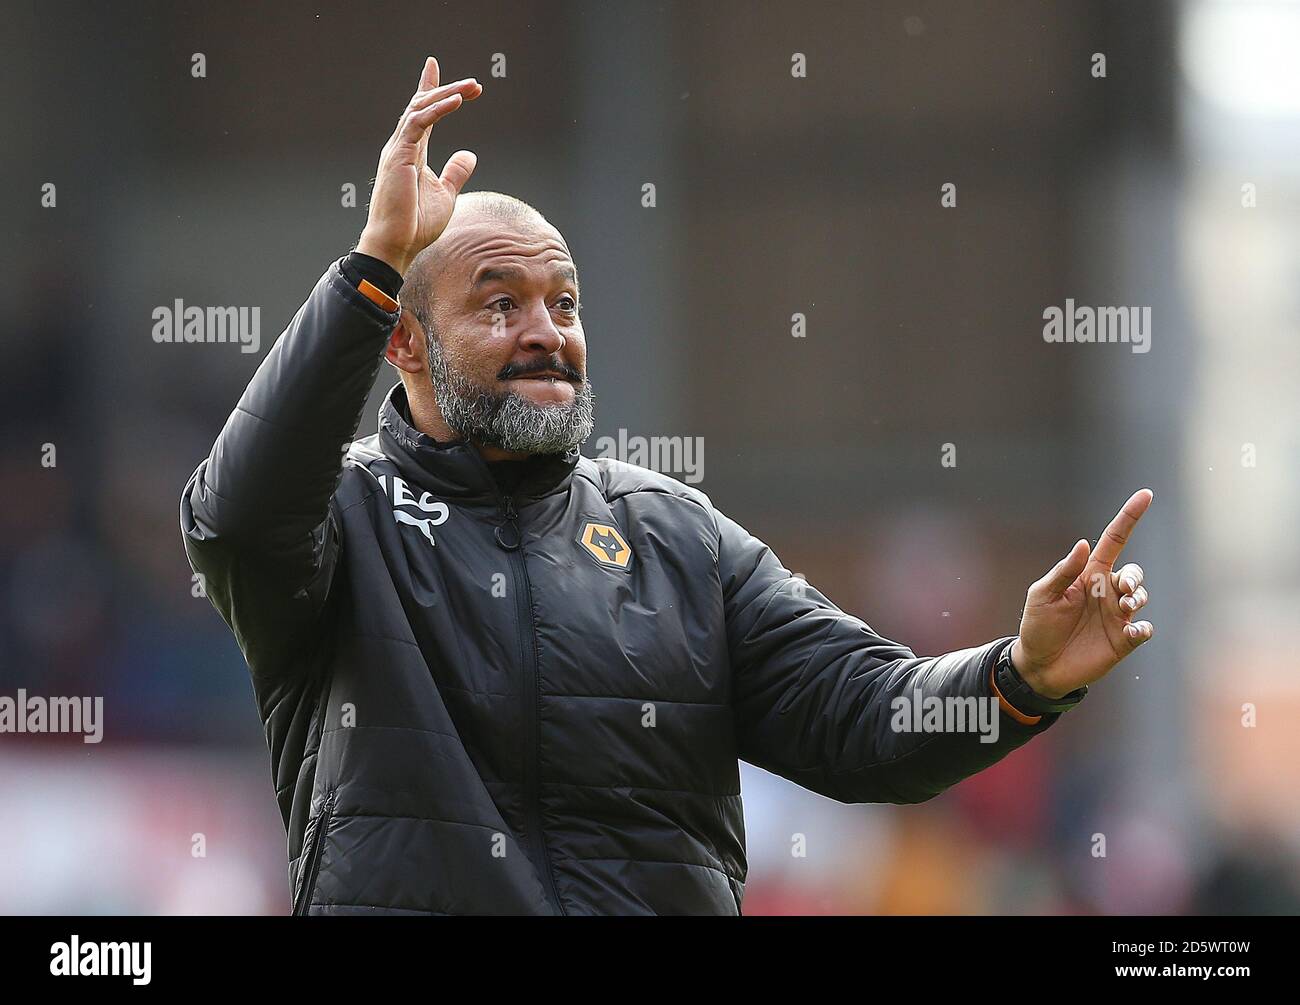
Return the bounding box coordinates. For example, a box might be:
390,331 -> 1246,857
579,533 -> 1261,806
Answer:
181,56 -> 1156,916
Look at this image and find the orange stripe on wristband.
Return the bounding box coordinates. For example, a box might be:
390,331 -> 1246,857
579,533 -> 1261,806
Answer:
358,278 -> 399,313
989,666 -> 1043,726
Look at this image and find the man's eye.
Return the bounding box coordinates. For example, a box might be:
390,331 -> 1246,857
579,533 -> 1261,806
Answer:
556,296 -> 578,311
490,297 -> 514,312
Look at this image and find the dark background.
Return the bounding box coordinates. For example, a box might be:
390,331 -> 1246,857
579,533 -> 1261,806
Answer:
1,0 -> 1296,914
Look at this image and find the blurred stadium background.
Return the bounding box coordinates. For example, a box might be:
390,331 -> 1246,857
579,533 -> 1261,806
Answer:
1,0 -> 1298,914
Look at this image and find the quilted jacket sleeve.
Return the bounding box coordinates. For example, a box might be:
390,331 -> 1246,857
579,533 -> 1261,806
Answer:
716,508 -> 1059,804
179,258 -> 399,692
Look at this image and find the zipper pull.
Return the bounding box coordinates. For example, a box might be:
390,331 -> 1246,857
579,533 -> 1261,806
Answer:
495,495 -> 521,551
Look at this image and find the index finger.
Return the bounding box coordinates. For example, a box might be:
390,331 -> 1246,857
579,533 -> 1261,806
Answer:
1091,488 -> 1153,568
419,55 -> 440,92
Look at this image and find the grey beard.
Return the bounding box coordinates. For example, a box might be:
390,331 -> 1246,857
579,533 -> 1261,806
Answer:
426,333 -> 595,455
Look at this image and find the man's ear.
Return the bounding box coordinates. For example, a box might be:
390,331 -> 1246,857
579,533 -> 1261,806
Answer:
385,310 -> 427,374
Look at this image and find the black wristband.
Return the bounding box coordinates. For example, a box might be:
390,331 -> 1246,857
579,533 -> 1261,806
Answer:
343,251 -> 404,300
994,644 -> 1088,716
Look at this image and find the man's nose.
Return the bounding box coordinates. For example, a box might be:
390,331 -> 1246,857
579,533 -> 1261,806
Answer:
517,304 -> 566,355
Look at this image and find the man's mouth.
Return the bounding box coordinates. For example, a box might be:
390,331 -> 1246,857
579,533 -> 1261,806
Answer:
501,366 -> 580,383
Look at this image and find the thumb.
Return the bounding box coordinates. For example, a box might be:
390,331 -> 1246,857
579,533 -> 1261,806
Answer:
439,150 -> 478,198
1037,538 -> 1089,597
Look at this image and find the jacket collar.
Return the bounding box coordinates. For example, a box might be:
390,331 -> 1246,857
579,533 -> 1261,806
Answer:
377,382 -> 580,503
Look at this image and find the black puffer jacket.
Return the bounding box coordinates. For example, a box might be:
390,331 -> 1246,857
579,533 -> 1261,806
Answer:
180,257 -> 1059,915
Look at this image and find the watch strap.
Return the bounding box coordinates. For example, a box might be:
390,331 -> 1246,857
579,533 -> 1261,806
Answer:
993,644 -> 1088,716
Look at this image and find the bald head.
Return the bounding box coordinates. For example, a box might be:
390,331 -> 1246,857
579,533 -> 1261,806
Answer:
403,191 -> 557,336
452,190 -> 549,229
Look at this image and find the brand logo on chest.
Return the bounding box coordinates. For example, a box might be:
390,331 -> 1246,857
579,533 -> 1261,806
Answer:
375,473 -> 449,547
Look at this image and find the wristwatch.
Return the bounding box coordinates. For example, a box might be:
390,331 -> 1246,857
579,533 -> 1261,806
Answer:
993,644 -> 1088,716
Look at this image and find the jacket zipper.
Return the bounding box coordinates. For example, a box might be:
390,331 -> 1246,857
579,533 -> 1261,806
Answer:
293,788 -> 335,916
493,490 -> 567,916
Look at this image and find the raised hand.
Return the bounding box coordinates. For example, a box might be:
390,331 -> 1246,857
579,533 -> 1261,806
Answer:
356,56 -> 483,276
1011,489 -> 1155,699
